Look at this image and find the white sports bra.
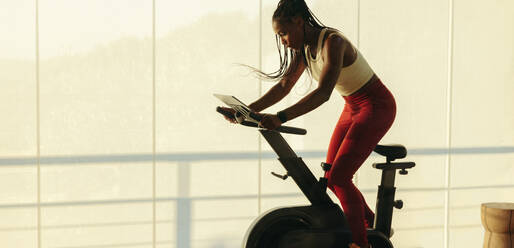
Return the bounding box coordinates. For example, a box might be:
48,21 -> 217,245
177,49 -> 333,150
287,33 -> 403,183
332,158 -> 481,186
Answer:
304,28 -> 375,96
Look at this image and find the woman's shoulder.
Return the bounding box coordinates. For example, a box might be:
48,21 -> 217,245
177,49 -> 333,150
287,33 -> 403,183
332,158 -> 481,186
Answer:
324,28 -> 358,53
322,28 -> 349,49
324,28 -> 348,42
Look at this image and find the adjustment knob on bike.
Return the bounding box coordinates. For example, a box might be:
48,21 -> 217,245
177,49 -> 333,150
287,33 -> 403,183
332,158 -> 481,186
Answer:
271,172 -> 288,180
394,200 -> 404,209
320,162 -> 332,172
399,168 -> 408,175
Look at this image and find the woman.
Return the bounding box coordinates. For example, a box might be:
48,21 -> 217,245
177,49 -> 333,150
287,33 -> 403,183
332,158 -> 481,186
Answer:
222,0 -> 396,247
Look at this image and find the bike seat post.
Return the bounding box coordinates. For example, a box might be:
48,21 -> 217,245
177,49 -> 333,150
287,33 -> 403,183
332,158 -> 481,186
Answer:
372,155 -> 414,238
380,167 -> 397,188
373,160 -> 398,238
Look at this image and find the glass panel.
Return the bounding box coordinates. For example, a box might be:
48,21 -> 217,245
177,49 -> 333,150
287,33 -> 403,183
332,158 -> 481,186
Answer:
155,0 -> 260,153
451,153 -> 514,188
0,0 -> 36,156
191,199 -> 256,246
38,0 -> 153,247
0,1 -> 38,247
42,203 -> 153,247
0,167 -> 37,205
39,0 -> 153,155
360,0 -> 450,149
156,202 -> 175,247
156,162 -> 178,198
0,207 -> 37,248
190,160 -> 259,197
41,163 -> 152,202
187,160 -> 254,245
450,0 -> 514,192
451,0 -> 514,148
193,199 -> 257,220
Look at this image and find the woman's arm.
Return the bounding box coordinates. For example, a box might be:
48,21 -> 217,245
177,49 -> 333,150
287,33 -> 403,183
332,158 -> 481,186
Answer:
279,35 -> 347,121
248,57 -> 306,112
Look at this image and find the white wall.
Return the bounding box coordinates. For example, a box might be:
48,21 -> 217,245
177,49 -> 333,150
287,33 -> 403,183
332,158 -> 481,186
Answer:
0,0 -> 513,247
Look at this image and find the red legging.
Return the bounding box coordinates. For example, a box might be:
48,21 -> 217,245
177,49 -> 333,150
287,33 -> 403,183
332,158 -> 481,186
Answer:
325,78 -> 396,247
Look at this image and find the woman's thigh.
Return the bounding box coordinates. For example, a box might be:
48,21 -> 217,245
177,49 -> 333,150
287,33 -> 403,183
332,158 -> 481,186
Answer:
326,104 -> 353,165
328,102 -> 396,183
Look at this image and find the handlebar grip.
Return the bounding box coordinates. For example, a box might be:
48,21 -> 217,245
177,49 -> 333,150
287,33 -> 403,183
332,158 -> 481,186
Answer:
216,106 -> 307,135
275,126 -> 307,135
248,112 -> 262,122
216,106 -> 235,119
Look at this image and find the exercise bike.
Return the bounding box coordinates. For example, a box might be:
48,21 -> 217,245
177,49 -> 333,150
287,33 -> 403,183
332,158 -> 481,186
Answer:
214,94 -> 415,248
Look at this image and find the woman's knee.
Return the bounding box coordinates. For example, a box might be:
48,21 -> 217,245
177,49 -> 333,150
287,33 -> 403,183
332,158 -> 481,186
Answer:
326,171 -> 354,188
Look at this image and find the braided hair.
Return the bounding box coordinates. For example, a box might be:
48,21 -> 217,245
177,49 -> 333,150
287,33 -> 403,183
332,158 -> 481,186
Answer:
255,0 -> 326,81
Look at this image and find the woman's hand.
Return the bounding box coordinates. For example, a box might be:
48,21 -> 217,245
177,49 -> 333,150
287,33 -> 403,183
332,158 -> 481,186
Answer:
258,114 -> 282,130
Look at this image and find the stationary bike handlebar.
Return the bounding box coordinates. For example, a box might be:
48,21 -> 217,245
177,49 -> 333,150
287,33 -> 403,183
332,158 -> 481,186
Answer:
216,107 -> 307,135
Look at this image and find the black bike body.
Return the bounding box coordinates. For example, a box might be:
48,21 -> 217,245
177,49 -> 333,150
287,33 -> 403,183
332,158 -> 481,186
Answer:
214,103 -> 414,248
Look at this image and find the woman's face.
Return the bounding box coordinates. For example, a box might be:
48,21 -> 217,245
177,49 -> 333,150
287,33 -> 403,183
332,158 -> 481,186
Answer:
272,17 -> 304,50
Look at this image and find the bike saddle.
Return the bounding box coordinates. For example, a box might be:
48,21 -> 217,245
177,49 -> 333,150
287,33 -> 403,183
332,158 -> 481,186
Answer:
374,144 -> 407,161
